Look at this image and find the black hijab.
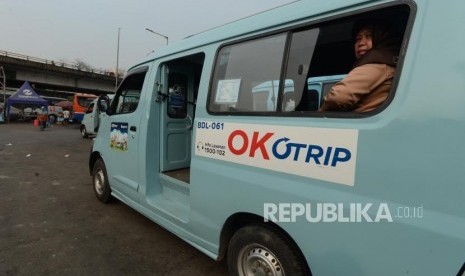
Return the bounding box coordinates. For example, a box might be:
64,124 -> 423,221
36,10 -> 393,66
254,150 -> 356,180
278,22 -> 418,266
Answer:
352,19 -> 401,68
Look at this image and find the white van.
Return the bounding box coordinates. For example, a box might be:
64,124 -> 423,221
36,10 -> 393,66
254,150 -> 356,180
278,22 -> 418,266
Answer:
80,100 -> 98,138
89,1 -> 465,275
81,95 -> 113,138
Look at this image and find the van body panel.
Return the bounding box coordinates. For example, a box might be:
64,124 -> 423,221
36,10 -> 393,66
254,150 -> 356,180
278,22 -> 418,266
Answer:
90,1 -> 465,275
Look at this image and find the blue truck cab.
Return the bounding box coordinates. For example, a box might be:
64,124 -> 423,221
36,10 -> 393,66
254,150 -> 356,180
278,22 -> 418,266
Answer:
89,1 -> 465,275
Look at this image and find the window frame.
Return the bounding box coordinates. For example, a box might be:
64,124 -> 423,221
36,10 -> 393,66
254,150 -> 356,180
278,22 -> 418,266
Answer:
109,66 -> 148,115
209,32 -> 289,114
207,1 -> 416,118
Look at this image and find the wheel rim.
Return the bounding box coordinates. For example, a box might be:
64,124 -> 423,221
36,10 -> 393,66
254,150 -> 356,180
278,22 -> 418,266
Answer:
81,128 -> 86,137
94,168 -> 105,195
237,243 -> 284,276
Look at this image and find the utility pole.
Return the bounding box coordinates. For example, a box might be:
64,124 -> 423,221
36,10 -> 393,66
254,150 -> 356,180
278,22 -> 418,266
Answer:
115,27 -> 121,91
145,28 -> 169,45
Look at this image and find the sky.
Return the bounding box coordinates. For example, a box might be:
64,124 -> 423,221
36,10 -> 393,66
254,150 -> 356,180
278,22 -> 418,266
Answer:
0,0 -> 297,72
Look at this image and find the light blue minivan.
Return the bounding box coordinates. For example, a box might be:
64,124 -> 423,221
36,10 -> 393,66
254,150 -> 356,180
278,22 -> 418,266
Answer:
89,0 -> 465,275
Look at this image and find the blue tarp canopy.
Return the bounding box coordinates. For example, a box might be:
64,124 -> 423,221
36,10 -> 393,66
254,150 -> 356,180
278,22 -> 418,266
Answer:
6,81 -> 48,116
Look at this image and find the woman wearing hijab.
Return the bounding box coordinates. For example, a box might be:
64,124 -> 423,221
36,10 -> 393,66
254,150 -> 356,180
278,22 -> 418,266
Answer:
319,19 -> 401,112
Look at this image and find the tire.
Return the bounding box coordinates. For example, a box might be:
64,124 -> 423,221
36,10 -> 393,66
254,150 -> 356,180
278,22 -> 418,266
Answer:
80,125 -> 88,138
92,159 -> 112,203
227,224 -> 309,276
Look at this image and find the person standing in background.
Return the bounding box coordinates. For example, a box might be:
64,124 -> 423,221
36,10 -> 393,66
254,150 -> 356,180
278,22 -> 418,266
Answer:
62,109 -> 70,126
37,106 -> 48,130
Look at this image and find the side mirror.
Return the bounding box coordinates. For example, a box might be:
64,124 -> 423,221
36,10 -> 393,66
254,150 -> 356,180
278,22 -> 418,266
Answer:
97,95 -> 111,115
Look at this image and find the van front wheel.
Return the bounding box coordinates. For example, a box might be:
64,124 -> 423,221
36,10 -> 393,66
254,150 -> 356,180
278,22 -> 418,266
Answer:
92,159 -> 112,203
227,224 -> 309,276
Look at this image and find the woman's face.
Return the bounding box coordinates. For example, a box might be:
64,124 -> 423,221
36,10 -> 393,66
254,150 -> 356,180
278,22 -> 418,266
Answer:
354,27 -> 373,59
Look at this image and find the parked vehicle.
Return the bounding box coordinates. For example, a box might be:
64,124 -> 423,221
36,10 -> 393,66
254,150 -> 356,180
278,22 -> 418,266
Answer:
24,105 -> 63,123
1,102 -> 32,122
89,1 -> 465,275
73,93 -> 97,123
81,95 -> 113,138
46,105 -> 63,123
40,96 -> 67,106
251,75 -> 346,112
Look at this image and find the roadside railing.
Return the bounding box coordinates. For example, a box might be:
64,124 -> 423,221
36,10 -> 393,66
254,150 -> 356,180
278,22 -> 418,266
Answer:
0,49 -> 116,76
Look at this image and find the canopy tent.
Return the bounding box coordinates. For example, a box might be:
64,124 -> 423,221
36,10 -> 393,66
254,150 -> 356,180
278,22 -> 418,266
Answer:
6,81 -> 48,117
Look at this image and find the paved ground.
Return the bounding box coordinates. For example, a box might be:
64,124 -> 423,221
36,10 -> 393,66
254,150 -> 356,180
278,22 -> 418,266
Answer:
0,123 -> 227,276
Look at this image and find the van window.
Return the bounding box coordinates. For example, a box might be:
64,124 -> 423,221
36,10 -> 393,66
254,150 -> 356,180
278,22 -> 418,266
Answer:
283,28 -> 320,112
209,33 -> 287,112
167,73 -> 188,118
161,53 -> 205,119
111,70 -> 147,115
208,4 -> 411,116
78,97 -> 95,108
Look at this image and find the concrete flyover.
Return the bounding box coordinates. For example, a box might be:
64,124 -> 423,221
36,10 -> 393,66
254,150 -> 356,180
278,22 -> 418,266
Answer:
0,50 -> 123,99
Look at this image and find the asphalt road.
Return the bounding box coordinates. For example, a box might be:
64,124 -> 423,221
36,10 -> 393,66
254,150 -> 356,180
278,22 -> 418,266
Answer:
0,123 -> 227,276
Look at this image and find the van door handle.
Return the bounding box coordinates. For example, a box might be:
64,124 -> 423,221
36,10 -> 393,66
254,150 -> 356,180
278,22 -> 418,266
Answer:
130,126 -> 137,132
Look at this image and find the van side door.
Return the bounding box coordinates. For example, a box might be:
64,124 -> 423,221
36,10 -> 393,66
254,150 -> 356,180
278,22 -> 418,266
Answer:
159,64 -> 195,172
104,66 -> 149,200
